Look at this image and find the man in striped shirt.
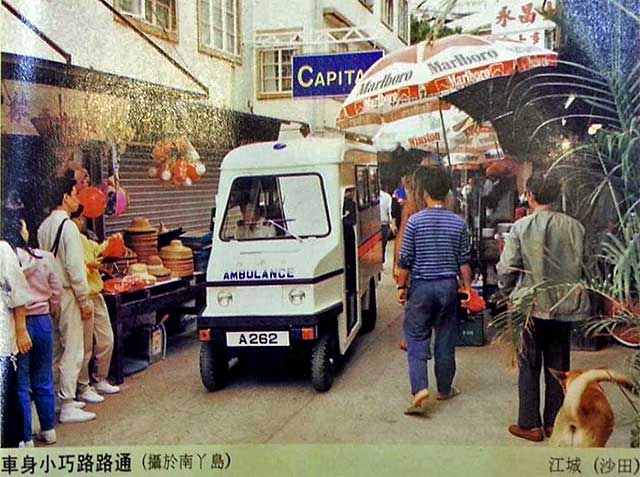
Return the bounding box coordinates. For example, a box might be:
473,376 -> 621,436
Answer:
397,166 -> 473,415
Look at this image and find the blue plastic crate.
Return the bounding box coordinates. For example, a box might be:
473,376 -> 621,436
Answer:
193,246 -> 212,273
181,230 -> 213,250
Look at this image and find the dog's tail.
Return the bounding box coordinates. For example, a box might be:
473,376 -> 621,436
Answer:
563,369 -> 635,419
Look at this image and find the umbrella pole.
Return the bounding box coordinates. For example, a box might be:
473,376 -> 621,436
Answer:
438,101 -> 453,170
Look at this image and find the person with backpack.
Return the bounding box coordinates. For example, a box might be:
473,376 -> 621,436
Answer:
3,210 -> 62,446
37,172 -> 96,423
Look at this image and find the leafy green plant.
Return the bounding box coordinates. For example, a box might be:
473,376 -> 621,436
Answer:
411,0 -> 462,44
422,0 -> 640,443
486,0 -> 640,445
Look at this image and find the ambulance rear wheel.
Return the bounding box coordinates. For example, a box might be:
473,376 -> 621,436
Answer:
200,341 -> 228,391
310,333 -> 337,392
361,279 -> 377,333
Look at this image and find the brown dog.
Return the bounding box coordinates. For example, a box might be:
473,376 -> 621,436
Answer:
549,369 -> 635,447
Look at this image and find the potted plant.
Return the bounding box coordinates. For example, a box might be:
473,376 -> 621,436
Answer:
488,0 -> 640,446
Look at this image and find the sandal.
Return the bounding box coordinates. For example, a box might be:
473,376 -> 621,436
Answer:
436,387 -> 461,401
404,389 -> 430,415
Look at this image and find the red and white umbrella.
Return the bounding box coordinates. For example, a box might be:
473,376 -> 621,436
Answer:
337,34 -> 557,156
371,103 -> 501,156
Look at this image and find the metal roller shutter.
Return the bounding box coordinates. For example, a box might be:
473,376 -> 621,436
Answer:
103,145 -> 224,236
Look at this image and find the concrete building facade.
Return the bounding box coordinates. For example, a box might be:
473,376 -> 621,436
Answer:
1,0 -> 244,108
3,0 -> 410,137
1,0 -> 410,233
245,0 -> 411,137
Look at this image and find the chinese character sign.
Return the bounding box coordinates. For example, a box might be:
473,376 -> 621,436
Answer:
492,1 -> 556,35
505,29 -> 546,46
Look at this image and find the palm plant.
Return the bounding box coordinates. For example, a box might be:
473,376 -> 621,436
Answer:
412,0 -> 463,44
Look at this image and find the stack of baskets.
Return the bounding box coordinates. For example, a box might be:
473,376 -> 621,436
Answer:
124,218 -> 159,263
160,240 -> 194,278
127,263 -> 157,286
146,255 -> 172,282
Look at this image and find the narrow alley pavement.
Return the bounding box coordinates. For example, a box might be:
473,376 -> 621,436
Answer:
55,263 -> 635,448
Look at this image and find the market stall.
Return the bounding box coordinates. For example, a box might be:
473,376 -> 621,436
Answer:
104,272 -> 206,385
1,53 -> 283,383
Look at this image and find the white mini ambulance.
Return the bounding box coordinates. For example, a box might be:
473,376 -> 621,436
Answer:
198,136 -> 383,392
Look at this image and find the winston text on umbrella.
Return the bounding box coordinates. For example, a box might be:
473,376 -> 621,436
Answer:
408,132 -> 442,147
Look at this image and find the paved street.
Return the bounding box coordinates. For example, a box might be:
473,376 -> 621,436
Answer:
56,263 -> 636,448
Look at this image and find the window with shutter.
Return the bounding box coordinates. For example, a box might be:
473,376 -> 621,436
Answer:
115,0 -> 178,41
257,45 -> 301,98
382,0 -> 394,30
198,0 -> 241,61
399,0 -> 409,43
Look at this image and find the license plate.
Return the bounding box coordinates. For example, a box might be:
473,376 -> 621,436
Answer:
226,331 -> 290,347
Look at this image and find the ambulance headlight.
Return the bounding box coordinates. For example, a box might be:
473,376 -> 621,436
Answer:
217,291 -> 233,307
288,288 -> 306,305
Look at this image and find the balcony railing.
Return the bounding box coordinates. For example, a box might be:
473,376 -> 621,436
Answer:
253,26 -> 379,49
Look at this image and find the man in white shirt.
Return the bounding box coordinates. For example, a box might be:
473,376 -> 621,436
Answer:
380,187 -> 395,263
38,173 -> 96,423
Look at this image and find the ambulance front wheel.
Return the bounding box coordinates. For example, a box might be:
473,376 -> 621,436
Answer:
310,332 -> 337,392
200,341 -> 228,391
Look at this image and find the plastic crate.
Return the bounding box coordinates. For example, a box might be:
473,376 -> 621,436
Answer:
458,314 -> 485,346
192,246 -> 211,273
181,230 -> 213,250
125,324 -> 166,364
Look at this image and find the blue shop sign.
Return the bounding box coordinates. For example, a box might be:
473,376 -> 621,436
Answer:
293,50 -> 383,98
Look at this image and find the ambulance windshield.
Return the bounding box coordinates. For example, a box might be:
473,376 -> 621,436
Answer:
220,174 -> 330,241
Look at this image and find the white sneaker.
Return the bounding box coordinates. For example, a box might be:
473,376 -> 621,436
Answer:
59,406 -> 96,424
94,380 -> 120,394
56,399 -> 86,413
78,387 -> 105,404
19,440 -> 34,448
35,429 -> 57,445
